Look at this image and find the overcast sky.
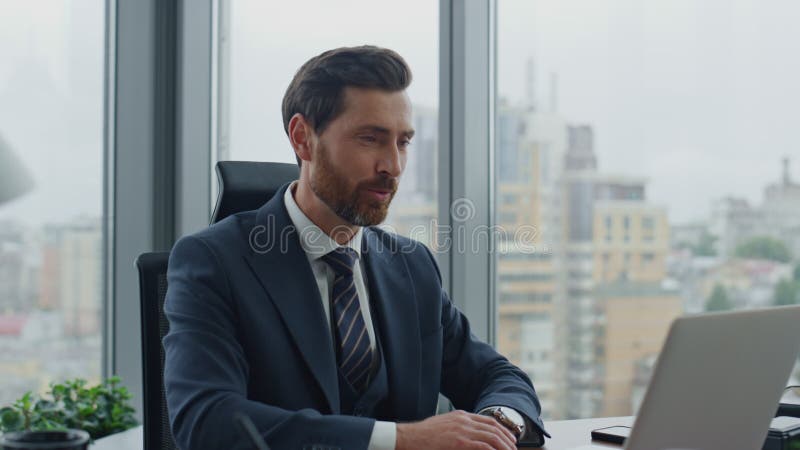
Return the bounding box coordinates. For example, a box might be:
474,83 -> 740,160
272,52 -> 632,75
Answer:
499,0 -> 800,223
1,0 -> 798,226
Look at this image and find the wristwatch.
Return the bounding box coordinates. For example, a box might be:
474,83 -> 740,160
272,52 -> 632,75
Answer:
484,406 -> 525,440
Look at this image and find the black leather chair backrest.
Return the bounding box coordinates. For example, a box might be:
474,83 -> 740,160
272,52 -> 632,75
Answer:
210,160 -> 300,224
135,251 -> 176,450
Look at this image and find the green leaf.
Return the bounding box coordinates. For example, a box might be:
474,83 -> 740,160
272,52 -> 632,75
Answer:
34,399 -> 58,413
1,407 -> 24,431
50,384 -> 66,400
17,392 -> 34,412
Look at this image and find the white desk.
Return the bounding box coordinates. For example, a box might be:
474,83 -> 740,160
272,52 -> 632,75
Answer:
92,416 -> 635,450
91,425 -> 143,449
542,416 -> 634,450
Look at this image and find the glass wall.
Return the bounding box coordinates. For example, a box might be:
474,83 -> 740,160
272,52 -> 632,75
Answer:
0,0 -> 106,404
496,0 -> 800,420
222,0 -> 439,240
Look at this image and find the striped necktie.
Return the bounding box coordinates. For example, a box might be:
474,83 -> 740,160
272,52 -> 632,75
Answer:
321,247 -> 374,393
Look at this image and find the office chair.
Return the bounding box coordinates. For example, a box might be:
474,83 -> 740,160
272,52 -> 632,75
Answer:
135,252 -> 175,450
136,161 -> 299,450
210,160 -> 299,224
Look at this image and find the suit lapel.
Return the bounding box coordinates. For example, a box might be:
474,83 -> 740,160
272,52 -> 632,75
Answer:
362,228 -> 421,420
243,184 -> 340,413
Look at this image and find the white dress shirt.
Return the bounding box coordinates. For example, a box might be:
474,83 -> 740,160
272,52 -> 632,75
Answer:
283,181 -> 396,450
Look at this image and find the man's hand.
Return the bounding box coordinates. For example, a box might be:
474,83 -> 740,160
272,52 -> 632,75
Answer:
395,410 -> 518,450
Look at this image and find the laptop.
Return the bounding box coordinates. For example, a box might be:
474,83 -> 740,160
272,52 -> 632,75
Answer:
570,305 -> 800,450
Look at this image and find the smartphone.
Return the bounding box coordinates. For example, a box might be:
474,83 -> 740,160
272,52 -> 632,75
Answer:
591,425 -> 631,445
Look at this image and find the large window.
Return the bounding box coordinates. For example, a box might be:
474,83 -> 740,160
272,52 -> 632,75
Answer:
222,0 -> 439,240
0,0 -> 106,404
496,0 -> 800,420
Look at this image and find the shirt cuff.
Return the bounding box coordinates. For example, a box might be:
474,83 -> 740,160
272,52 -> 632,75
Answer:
367,420 -> 397,450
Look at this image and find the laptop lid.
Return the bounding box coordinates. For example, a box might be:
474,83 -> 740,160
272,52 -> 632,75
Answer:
624,305 -> 800,450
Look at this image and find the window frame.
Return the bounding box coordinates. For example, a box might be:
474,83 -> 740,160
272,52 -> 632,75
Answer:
109,0 -> 217,419
440,0 -> 498,344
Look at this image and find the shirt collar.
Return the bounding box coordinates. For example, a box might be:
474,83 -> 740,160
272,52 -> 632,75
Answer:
283,180 -> 363,261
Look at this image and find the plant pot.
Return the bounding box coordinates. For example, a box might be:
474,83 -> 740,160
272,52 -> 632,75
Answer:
0,430 -> 89,450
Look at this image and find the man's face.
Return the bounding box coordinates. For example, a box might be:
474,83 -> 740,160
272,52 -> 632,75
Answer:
308,87 -> 413,226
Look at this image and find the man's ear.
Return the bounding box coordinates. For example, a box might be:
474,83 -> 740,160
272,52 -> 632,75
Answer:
288,113 -> 314,164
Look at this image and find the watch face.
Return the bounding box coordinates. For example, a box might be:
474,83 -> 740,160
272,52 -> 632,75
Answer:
492,409 -> 523,438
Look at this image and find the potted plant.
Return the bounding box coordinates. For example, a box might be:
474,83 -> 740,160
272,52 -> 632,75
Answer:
0,429 -> 90,450
0,377 -> 137,449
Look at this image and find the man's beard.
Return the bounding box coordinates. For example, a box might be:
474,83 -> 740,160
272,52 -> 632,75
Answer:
309,142 -> 398,226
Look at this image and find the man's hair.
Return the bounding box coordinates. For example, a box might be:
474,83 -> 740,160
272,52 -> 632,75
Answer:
282,45 -> 413,166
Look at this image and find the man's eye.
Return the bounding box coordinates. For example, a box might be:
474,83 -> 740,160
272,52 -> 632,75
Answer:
400,140 -> 411,148
359,135 -> 377,143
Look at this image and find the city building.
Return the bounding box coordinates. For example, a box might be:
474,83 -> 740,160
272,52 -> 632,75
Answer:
762,158 -> 800,259
709,197 -> 759,258
697,258 -> 793,310
496,104 -> 568,418
561,128 -> 678,418
495,106 -> 679,419
53,218 -> 102,337
710,159 -> 800,259
594,282 -> 682,416
0,221 -> 40,315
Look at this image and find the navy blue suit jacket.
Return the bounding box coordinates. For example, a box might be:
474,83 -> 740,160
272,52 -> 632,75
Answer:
163,184 -> 546,449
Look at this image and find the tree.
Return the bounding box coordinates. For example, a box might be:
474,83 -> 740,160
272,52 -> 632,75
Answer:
773,279 -> 800,306
691,230 -> 718,257
705,284 -> 733,312
734,236 -> 792,263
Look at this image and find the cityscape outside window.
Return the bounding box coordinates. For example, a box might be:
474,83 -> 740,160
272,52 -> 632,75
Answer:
496,0 -> 800,419
0,0 -> 106,405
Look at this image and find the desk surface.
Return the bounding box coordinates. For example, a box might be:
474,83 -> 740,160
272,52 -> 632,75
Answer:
92,416 -> 635,450
91,425 -> 142,449
542,416 -> 634,450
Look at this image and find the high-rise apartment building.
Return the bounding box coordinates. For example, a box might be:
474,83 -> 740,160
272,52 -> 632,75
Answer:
496,105 -> 568,418
560,126 -> 680,418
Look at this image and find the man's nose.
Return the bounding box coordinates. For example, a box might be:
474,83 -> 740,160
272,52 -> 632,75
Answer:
377,143 -> 403,178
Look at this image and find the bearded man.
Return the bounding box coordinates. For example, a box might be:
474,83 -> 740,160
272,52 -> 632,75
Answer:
163,46 -> 547,450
